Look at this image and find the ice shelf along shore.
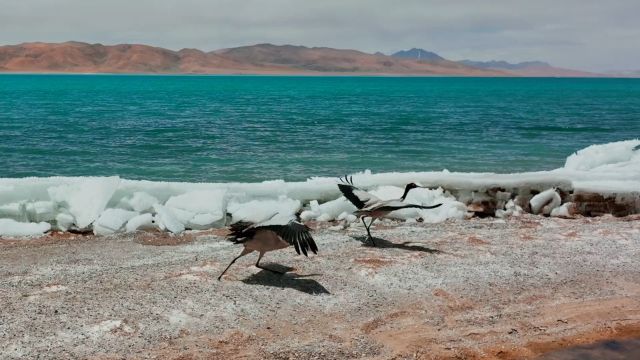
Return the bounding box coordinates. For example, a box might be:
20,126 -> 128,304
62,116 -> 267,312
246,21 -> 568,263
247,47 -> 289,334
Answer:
1,140 -> 639,237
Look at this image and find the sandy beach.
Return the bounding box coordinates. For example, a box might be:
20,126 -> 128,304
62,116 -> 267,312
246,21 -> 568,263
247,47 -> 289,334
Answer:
1,214 -> 639,359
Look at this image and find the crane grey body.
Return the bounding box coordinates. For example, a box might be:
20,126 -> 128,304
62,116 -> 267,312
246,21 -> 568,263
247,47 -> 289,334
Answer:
218,220 -> 318,280
338,176 -> 443,246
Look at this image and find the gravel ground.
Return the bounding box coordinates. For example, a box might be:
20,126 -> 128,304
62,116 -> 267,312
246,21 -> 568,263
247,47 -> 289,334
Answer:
1,215 -> 639,359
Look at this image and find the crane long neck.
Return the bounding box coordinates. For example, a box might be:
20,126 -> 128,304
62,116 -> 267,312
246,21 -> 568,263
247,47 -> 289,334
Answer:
400,187 -> 412,201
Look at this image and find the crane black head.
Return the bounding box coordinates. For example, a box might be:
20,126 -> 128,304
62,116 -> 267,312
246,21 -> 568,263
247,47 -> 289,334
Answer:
401,182 -> 422,200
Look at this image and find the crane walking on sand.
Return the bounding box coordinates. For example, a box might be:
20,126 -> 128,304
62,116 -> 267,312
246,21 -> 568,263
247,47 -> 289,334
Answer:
338,176 -> 443,246
218,218 -> 318,280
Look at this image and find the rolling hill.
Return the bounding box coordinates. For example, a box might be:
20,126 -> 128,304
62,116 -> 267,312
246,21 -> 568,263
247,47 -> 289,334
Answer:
0,42 -> 601,76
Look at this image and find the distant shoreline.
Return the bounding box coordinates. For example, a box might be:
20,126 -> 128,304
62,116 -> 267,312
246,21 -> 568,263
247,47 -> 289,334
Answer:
0,71 -> 634,78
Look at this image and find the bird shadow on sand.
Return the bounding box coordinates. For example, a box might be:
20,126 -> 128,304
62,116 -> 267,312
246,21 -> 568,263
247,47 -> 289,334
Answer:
351,236 -> 442,254
241,264 -> 330,295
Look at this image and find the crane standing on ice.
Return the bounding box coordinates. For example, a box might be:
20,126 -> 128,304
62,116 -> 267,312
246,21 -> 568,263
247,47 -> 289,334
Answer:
218,218 -> 318,280
338,176 -> 442,246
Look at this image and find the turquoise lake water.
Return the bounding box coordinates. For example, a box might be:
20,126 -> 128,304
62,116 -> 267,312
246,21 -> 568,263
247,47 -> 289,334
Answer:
1,75 -> 639,182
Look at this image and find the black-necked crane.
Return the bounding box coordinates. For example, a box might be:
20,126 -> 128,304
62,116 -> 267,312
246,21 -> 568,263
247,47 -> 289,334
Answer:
338,176 -> 443,246
218,218 -> 318,280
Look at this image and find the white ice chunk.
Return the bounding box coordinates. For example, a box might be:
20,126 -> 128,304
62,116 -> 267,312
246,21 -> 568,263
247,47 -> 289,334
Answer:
188,213 -> 224,229
497,199 -> 524,218
26,201 -> 56,222
165,190 -> 226,218
564,139 -> 640,171
309,200 -> 320,212
505,199 -> 517,211
301,197 -> 357,222
154,215 -> 165,231
336,211 -> 349,221
126,192 -> 159,212
229,197 -> 301,224
572,180 -> 640,194
165,206 -> 196,225
0,184 -> 13,192
55,212 -> 75,232
418,201 -> 467,223
530,188 -> 561,215
336,211 -> 358,223
299,210 -> 317,222
93,209 -> 139,235
0,202 -> 27,221
316,213 -> 332,222
369,185 -> 404,200
153,204 -> 185,234
125,213 -> 156,232
1,140 -> 639,233
256,212 -> 298,226
0,219 -> 51,237
48,176 -> 120,229
551,202 -> 573,218
318,198 -> 357,220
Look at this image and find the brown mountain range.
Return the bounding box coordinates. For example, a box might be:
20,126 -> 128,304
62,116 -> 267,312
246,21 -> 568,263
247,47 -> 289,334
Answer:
0,41 -> 597,76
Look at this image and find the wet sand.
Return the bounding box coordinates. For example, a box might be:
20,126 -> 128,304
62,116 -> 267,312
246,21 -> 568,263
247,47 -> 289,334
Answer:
1,215 -> 639,359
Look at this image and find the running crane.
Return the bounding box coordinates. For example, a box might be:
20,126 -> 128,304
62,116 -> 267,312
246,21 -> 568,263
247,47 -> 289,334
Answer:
218,218 -> 318,280
338,176 -> 442,246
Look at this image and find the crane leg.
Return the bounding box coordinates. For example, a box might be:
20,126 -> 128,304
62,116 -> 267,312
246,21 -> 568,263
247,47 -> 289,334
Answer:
368,218 -> 377,246
362,217 -> 377,246
218,247 -> 253,280
256,251 -> 286,274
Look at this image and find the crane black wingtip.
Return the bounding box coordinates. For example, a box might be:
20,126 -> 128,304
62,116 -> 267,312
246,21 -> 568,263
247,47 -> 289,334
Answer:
227,220 -> 255,242
338,174 -> 355,185
338,183 -> 366,209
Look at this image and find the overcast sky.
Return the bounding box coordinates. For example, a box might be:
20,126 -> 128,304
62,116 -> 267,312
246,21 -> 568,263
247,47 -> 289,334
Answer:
1,0 -> 638,71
